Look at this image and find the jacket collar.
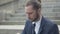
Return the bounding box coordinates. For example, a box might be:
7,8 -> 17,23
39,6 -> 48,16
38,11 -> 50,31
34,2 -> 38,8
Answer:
38,16 -> 46,34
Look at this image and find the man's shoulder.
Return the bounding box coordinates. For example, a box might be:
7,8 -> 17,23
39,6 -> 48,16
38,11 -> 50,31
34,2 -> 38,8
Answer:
42,17 -> 59,34
44,17 -> 57,28
25,20 -> 32,26
26,20 -> 31,24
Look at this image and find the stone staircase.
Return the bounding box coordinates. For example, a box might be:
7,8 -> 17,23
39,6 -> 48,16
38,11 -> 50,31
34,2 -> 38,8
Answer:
0,0 -> 26,25
0,0 -> 59,25
0,0 -> 60,25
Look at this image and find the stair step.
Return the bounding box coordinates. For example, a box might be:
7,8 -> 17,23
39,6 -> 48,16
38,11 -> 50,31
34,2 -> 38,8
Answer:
44,16 -> 60,20
0,29 -> 22,34
13,14 -> 25,17
15,10 -> 25,13
1,20 -> 60,25
4,16 -> 26,21
14,13 -> 25,16
1,21 -> 25,25
42,12 -> 60,13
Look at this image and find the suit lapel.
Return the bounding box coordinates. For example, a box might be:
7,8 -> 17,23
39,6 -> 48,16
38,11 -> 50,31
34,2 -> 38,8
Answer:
38,16 -> 46,34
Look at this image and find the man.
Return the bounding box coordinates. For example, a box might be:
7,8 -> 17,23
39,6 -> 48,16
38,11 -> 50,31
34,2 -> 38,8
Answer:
22,0 -> 59,34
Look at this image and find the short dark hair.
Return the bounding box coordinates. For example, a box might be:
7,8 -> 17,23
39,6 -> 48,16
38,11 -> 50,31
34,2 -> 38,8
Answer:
25,0 -> 41,10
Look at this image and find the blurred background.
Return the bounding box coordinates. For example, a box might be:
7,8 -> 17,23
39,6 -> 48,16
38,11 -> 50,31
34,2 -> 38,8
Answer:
0,0 -> 60,34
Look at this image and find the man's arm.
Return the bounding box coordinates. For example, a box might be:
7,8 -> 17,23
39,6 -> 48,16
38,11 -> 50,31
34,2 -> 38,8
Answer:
21,27 -> 26,34
21,21 -> 28,34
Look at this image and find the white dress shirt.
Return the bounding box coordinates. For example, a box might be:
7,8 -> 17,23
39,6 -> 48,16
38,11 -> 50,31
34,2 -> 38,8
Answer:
32,16 -> 42,34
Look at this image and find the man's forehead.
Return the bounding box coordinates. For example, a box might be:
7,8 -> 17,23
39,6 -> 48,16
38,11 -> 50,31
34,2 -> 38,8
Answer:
25,5 -> 33,10
25,6 -> 34,13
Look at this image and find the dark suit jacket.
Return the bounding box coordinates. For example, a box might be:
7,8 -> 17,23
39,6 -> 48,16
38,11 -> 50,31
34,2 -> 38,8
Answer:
22,17 -> 59,34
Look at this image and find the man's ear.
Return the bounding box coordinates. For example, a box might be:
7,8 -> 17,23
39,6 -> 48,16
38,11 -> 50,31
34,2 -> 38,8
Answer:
37,8 -> 41,15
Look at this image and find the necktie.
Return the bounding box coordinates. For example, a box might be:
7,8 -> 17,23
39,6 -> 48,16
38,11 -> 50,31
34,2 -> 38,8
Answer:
32,23 -> 36,34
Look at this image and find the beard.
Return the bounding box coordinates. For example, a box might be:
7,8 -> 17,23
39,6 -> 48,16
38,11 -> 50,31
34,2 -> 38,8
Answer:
33,14 -> 39,22
28,14 -> 39,22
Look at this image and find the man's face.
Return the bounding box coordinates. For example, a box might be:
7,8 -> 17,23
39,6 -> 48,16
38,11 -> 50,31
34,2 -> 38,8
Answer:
25,5 -> 40,22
